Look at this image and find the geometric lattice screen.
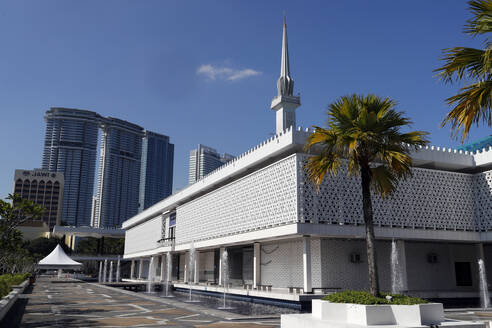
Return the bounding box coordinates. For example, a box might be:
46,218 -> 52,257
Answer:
174,153 -> 492,245
473,170 -> 492,231
176,155 -> 298,244
298,154 -> 491,232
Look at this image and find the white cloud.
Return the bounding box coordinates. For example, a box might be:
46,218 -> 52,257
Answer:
197,64 -> 261,81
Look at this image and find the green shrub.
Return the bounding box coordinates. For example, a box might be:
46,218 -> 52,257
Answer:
0,279 -> 9,299
322,290 -> 428,305
11,273 -> 30,285
0,273 -> 31,299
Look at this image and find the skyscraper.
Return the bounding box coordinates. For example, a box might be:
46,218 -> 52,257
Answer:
93,117 -> 144,228
188,144 -> 234,184
13,169 -> 64,229
139,131 -> 174,212
42,107 -> 101,226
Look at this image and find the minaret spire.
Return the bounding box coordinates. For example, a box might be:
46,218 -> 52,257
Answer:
278,16 -> 294,96
271,15 -> 300,134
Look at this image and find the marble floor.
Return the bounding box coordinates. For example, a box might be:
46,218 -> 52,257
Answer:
2,277 -> 280,327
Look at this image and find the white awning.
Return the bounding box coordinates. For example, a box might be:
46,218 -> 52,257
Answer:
37,244 -> 82,270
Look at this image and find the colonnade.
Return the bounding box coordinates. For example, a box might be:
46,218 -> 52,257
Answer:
121,239 -> 490,301
127,236 -> 315,293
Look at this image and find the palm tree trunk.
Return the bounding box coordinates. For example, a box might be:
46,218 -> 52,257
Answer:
360,165 -> 380,296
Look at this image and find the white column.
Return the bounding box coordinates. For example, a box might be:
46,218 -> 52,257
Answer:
160,254 -> 166,281
138,259 -> 143,279
397,240 -> 408,291
477,243 -> 485,260
184,253 -> 188,283
194,251 -> 200,284
303,236 -> 312,293
150,257 -> 154,279
165,216 -> 170,238
219,247 -> 225,285
310,238 -> 322,288
253,242 -> 261,288
130,260 -> 135,279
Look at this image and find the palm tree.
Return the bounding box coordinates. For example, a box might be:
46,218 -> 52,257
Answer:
304,94 -> 429,296
435,0 -> 492,142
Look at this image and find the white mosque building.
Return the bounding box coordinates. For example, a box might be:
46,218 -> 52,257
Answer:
122,20 -> 492,303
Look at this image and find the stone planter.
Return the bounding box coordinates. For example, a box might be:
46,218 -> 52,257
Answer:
312,299 -> 444,326
0,279 -> 30,321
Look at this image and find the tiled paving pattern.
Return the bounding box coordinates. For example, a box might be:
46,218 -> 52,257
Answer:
444,309 -> 492,322
6,278 -> 279,327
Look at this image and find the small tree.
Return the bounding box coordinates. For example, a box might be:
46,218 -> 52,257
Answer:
0,194 -> 44,273
304,94 -> 429,296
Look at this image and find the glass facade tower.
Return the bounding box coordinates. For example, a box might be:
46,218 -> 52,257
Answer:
93,118 -> 144,228
138,131 -> 174,212
42,108 -> 100,226
41,108 -> 174,228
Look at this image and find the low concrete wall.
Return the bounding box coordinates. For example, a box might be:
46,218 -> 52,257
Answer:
0,279 -> 29,321
312,300 -> 444,326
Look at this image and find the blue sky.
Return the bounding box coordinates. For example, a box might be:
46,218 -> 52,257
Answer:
0,0 -> 490,198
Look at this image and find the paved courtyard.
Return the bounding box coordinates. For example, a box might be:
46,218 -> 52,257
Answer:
3,277 -> 280,327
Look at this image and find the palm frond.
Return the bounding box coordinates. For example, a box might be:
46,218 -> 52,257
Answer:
304,127 -> 344,189
370,165 -> 399,198
377,149 -> 412,179
441,80 -> 492,142
465,0 -> 492,36
397,131 -> 430,149
304,153 -> 341,189
435,47 -> 488,83
304,126 -> 334,151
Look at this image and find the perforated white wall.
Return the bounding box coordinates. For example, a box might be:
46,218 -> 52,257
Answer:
175,155 -> 298,244
297,155 -> 491,231
311,239 -> 322,288
260,239 -> 304,288
473,170 -> 492,230
258,238 -> 392,290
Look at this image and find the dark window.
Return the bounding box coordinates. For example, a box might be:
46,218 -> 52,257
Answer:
455,262 -> 472,286
168,226 -> 175,240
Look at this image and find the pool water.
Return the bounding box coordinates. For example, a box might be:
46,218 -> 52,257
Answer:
159,289 -> 303,316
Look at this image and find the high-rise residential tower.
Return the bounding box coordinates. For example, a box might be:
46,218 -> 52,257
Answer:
13,169 -> 64,229
93,117 -> 144,228
138,131 -> 174,212
42,107 -> 101,226
188,144 -> 234,184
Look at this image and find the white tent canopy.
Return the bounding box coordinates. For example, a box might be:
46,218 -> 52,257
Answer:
37,244 -> 82,270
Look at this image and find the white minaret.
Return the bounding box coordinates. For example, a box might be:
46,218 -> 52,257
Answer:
271,17 -> 300,134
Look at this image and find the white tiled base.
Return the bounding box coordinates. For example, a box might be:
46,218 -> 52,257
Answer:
281,314 -> 487,328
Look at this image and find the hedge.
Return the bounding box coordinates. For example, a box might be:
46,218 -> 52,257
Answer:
322,290 -> 428,305
0,273 -> 30,299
